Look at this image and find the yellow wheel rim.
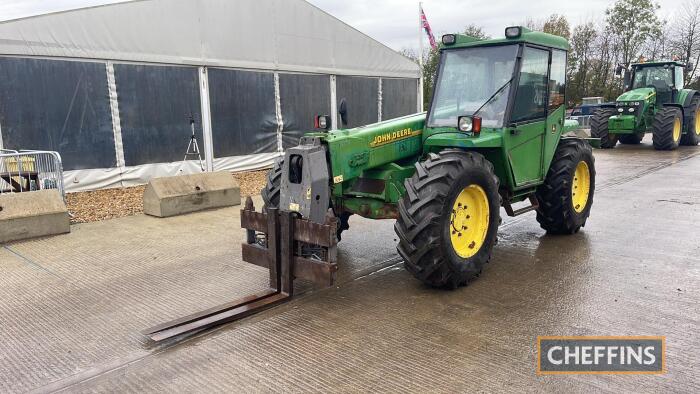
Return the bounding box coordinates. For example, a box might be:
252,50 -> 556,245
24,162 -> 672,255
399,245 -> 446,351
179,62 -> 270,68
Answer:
673,117 -> 681,142
695,109 -> 700,136
572,161 -> 591,214
450,185 -> 490,258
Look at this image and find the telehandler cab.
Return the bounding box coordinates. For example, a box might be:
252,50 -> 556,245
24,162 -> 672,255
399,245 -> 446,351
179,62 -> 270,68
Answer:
591,60 -> 700,149
144,26 -> 597,343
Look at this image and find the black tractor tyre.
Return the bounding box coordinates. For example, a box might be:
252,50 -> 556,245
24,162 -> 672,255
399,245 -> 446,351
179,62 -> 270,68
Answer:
261,157 -> 351,240
395,150 -> 501,289
334,212 -> 352,241
618,133 -> 644,144
261,158 -> 284,209
681,96 -> 700,146
535,139 -> 596,235
652,106 -> 683,150
590,108 -> 619,149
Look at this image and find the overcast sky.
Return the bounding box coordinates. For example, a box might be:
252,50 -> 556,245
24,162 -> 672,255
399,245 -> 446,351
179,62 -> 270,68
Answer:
0,0 -> 688,51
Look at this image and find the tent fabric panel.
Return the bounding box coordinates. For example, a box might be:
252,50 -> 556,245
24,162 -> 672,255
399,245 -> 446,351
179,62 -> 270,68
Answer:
208,68 -> 278,158
279,73 -> 331,148
381,78 -> 419,120
336,76 -> 379,129
114,63 -> 203,166
0,57 -> 115,170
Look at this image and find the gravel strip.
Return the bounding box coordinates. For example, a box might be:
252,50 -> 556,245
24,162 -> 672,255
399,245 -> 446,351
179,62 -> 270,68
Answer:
67,186 -> 146,224
67,170 -> 270,224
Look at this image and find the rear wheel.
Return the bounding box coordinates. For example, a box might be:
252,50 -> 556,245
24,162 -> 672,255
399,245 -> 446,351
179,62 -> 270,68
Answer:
680,96 -> 700,146
536,139 -> 595,234
652,107 -> 683,150
395,150 -> 501,289
590,108 -> 618,148
618,133 -> 644,144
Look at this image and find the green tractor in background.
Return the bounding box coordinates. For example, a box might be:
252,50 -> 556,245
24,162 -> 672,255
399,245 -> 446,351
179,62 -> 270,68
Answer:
591,60 -> 700,149
263,27 -> 597,289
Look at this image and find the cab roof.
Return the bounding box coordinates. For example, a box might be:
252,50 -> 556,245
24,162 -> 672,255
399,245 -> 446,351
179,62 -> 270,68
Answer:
441,27 -> 570,51
631,60 -> 686,68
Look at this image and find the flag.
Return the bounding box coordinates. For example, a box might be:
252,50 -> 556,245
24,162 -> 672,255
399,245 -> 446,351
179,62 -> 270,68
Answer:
420,5 -> 437,50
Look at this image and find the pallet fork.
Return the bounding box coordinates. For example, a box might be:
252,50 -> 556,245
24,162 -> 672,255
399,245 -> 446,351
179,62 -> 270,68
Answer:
142,197 -> 339,343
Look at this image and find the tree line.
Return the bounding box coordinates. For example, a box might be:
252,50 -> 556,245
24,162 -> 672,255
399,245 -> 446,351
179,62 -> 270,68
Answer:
404,0 -> 700,109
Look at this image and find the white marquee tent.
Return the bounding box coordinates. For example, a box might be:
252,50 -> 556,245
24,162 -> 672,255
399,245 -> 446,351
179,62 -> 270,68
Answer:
0,0 -> 420,191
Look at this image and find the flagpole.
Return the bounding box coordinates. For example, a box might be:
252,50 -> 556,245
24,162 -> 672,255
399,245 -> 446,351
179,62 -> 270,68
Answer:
418,2 -> 424,112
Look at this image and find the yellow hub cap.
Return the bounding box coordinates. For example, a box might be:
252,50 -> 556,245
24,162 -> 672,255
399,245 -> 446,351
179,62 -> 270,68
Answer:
673,117 -> 681,142
572,161 -> 591,213
695,109 -> 700,136
450,185 -> 490,258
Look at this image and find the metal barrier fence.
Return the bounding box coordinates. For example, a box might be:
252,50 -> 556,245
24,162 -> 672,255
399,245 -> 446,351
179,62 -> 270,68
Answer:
0,150 -> 65,200
567,115 -> 593,129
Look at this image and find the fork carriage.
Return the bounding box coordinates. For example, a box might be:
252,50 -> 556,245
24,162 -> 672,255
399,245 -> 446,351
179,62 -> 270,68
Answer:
142,197 -> 339,343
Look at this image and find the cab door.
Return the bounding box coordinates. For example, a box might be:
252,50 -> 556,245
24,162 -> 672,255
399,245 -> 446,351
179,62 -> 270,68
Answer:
506,46 -> 550,187
543,50 -> 567,172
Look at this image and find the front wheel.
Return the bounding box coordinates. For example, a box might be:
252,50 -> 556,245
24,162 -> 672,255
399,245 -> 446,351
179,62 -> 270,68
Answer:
395,150 -> 501,289
590,108 -> 618,149
536,139 -> 596,234
652,106 -> 683,150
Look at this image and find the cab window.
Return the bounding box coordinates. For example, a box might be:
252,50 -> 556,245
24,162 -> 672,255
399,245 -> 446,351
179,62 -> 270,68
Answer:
675,66 -> 684,89
548,50 -> 566,112
511,47 -> 549,123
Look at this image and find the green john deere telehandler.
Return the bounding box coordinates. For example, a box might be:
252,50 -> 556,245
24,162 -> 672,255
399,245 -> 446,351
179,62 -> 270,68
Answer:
264,26 -> 596,288
591,60 -> 700,149
143,26 -> 599,343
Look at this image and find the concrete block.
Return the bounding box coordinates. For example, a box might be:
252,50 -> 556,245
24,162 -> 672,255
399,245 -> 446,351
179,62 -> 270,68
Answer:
143,172 -> 241,218
0,190 -> 70,244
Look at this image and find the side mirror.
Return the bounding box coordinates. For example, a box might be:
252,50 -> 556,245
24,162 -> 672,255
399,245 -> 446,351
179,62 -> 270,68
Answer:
338,98 -> 348,126
623,71 -> 631,90
615,64 -> 625,77
687,62 -> 694,71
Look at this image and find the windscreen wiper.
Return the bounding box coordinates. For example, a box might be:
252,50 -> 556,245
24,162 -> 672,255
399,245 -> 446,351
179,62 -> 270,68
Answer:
471,78 -> 513,118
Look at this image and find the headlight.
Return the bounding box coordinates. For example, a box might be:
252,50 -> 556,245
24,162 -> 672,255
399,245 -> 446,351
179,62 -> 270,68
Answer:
442,34 -> 456,45
458,116 -> 473,132
617,108 -> 624,113
628,107 -> 635,112
634,101 -> 641,106
457,116 -> 482,134
505,26 -> 522,38
314,115 -> 331,130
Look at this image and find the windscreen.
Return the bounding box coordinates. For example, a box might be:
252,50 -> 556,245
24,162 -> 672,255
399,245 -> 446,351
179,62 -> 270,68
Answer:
632,66 -> 673,90
428,45 -> 518,128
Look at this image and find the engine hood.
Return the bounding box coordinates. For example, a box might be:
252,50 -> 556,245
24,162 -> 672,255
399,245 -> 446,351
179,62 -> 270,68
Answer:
617,88 -> 656,102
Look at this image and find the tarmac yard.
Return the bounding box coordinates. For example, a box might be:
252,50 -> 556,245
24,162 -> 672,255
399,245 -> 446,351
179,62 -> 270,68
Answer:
1,140 -> 699,393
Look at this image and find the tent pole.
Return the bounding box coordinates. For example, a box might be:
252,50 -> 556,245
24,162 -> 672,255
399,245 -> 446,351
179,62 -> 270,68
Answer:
198,67 -> 215,172
274,72 -> 284,154
330,75 -> 338,130
106,61 -> 126,184
378,78 -> 383,122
